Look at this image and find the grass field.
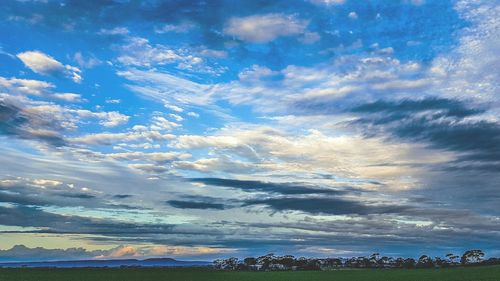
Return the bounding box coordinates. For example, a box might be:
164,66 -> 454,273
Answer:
1,266 -> 500,281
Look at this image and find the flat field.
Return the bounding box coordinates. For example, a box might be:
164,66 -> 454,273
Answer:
1,265 -> 499,281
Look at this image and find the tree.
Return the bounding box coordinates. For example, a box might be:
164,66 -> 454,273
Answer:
243,257 -> 256,267
369,253 -> 380,268
434,257 -> 448,268
446,253 -> 459,266
279,255 -> 295,269
403,258 -> 416,269
417,255 -> 434,269
461,250 -> 485,265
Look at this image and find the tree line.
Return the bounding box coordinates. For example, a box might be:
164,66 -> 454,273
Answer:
213,249 -> 500,271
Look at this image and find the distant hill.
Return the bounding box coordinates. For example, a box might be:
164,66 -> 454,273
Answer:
0,258 -> 211,268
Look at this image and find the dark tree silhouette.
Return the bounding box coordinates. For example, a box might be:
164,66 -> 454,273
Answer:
213,249 -> 496,271
417,255 -> 434,269
461,250 -> 485,265
446,253 -> 459,265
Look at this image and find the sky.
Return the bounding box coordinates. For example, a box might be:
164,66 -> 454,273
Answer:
0,0 -> 499,262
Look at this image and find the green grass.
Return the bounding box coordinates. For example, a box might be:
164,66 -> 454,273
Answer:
1,266 -> 500,281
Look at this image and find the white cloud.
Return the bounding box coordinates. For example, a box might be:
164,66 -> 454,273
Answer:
118,69 -> 214,106
224,14 -> 309,43
164,103 -> 183,112
17,51 -> 82,83
98,111 -> 129,127
198,48 -> 228,58
0,47 -> 15,59
98,27 -> 129,35
348,12 -> 358,20
69,131 -> 175,145
72,109 -> 129,128
31,179 -> 63,188
115,37 -> 226,75
0,76 -> 53,96
215,55 -> 429,112
155,22 -> 196,33
50,93 -> 84,102
73,52 -> 102,69
128,163 -> 170,174
150,116 -> 180,131
105,99 -> 121,104
300,32 -> 321,44
109,151 -> 190,162
428,0 -> 500,105
169,113 -> 183,122
117,37 -> 181,67
174,156 -> 258,174
187,111 -> 199,118
1,76 -> 84,103
309,0 -> 345,6
171,125 -> 447,188
117,54 -> 430,118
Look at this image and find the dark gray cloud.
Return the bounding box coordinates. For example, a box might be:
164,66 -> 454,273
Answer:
244,196 -> 410,216
0,101 -> 66,146
189,178 -> 352,196
166,195 -> 231,210
0,181 -> 124,209
167,200 -> 226,210
351,97 -> 500,166
113,194 -> 133,199
0,190 -> 96,208
0,205 -> 175,236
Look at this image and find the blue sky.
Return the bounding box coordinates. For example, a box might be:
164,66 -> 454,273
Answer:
0,0 -> 499,261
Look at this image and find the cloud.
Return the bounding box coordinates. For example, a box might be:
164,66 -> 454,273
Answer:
187,111 -> 199,118
117,37 -> 183,67
131,55 -> 427,115
0,76 -> 84,103
224,14 -> 309,43
0,176 -> 114,209
0,100 -> 66,146
190,178 -> 350,196
155,21 -> 196,34
73,52 -> 102,69
115,37 -> 223,74
50,93 -> 84,102
17,51 -> 82,83
167,200 -> 226,210
118,69 -> 214,106
174,156 -> 260,174
0,245 -> 103,262
0,76 -> 53,96
108,152 -> 190,163
350,97 -> 500,165
0,93 -> 130,147
150,116 -> 180,131
0,204 -> 175,237
0,244 -> 227,262
69,131 -> 174,146
309,0 -> 345,6
171,125 -> 439,186
97,27 -> 129,35
97,111 -> 129,127
224,56 -> 428,114
128,163 -> 169,174
244,196 -> 409,216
